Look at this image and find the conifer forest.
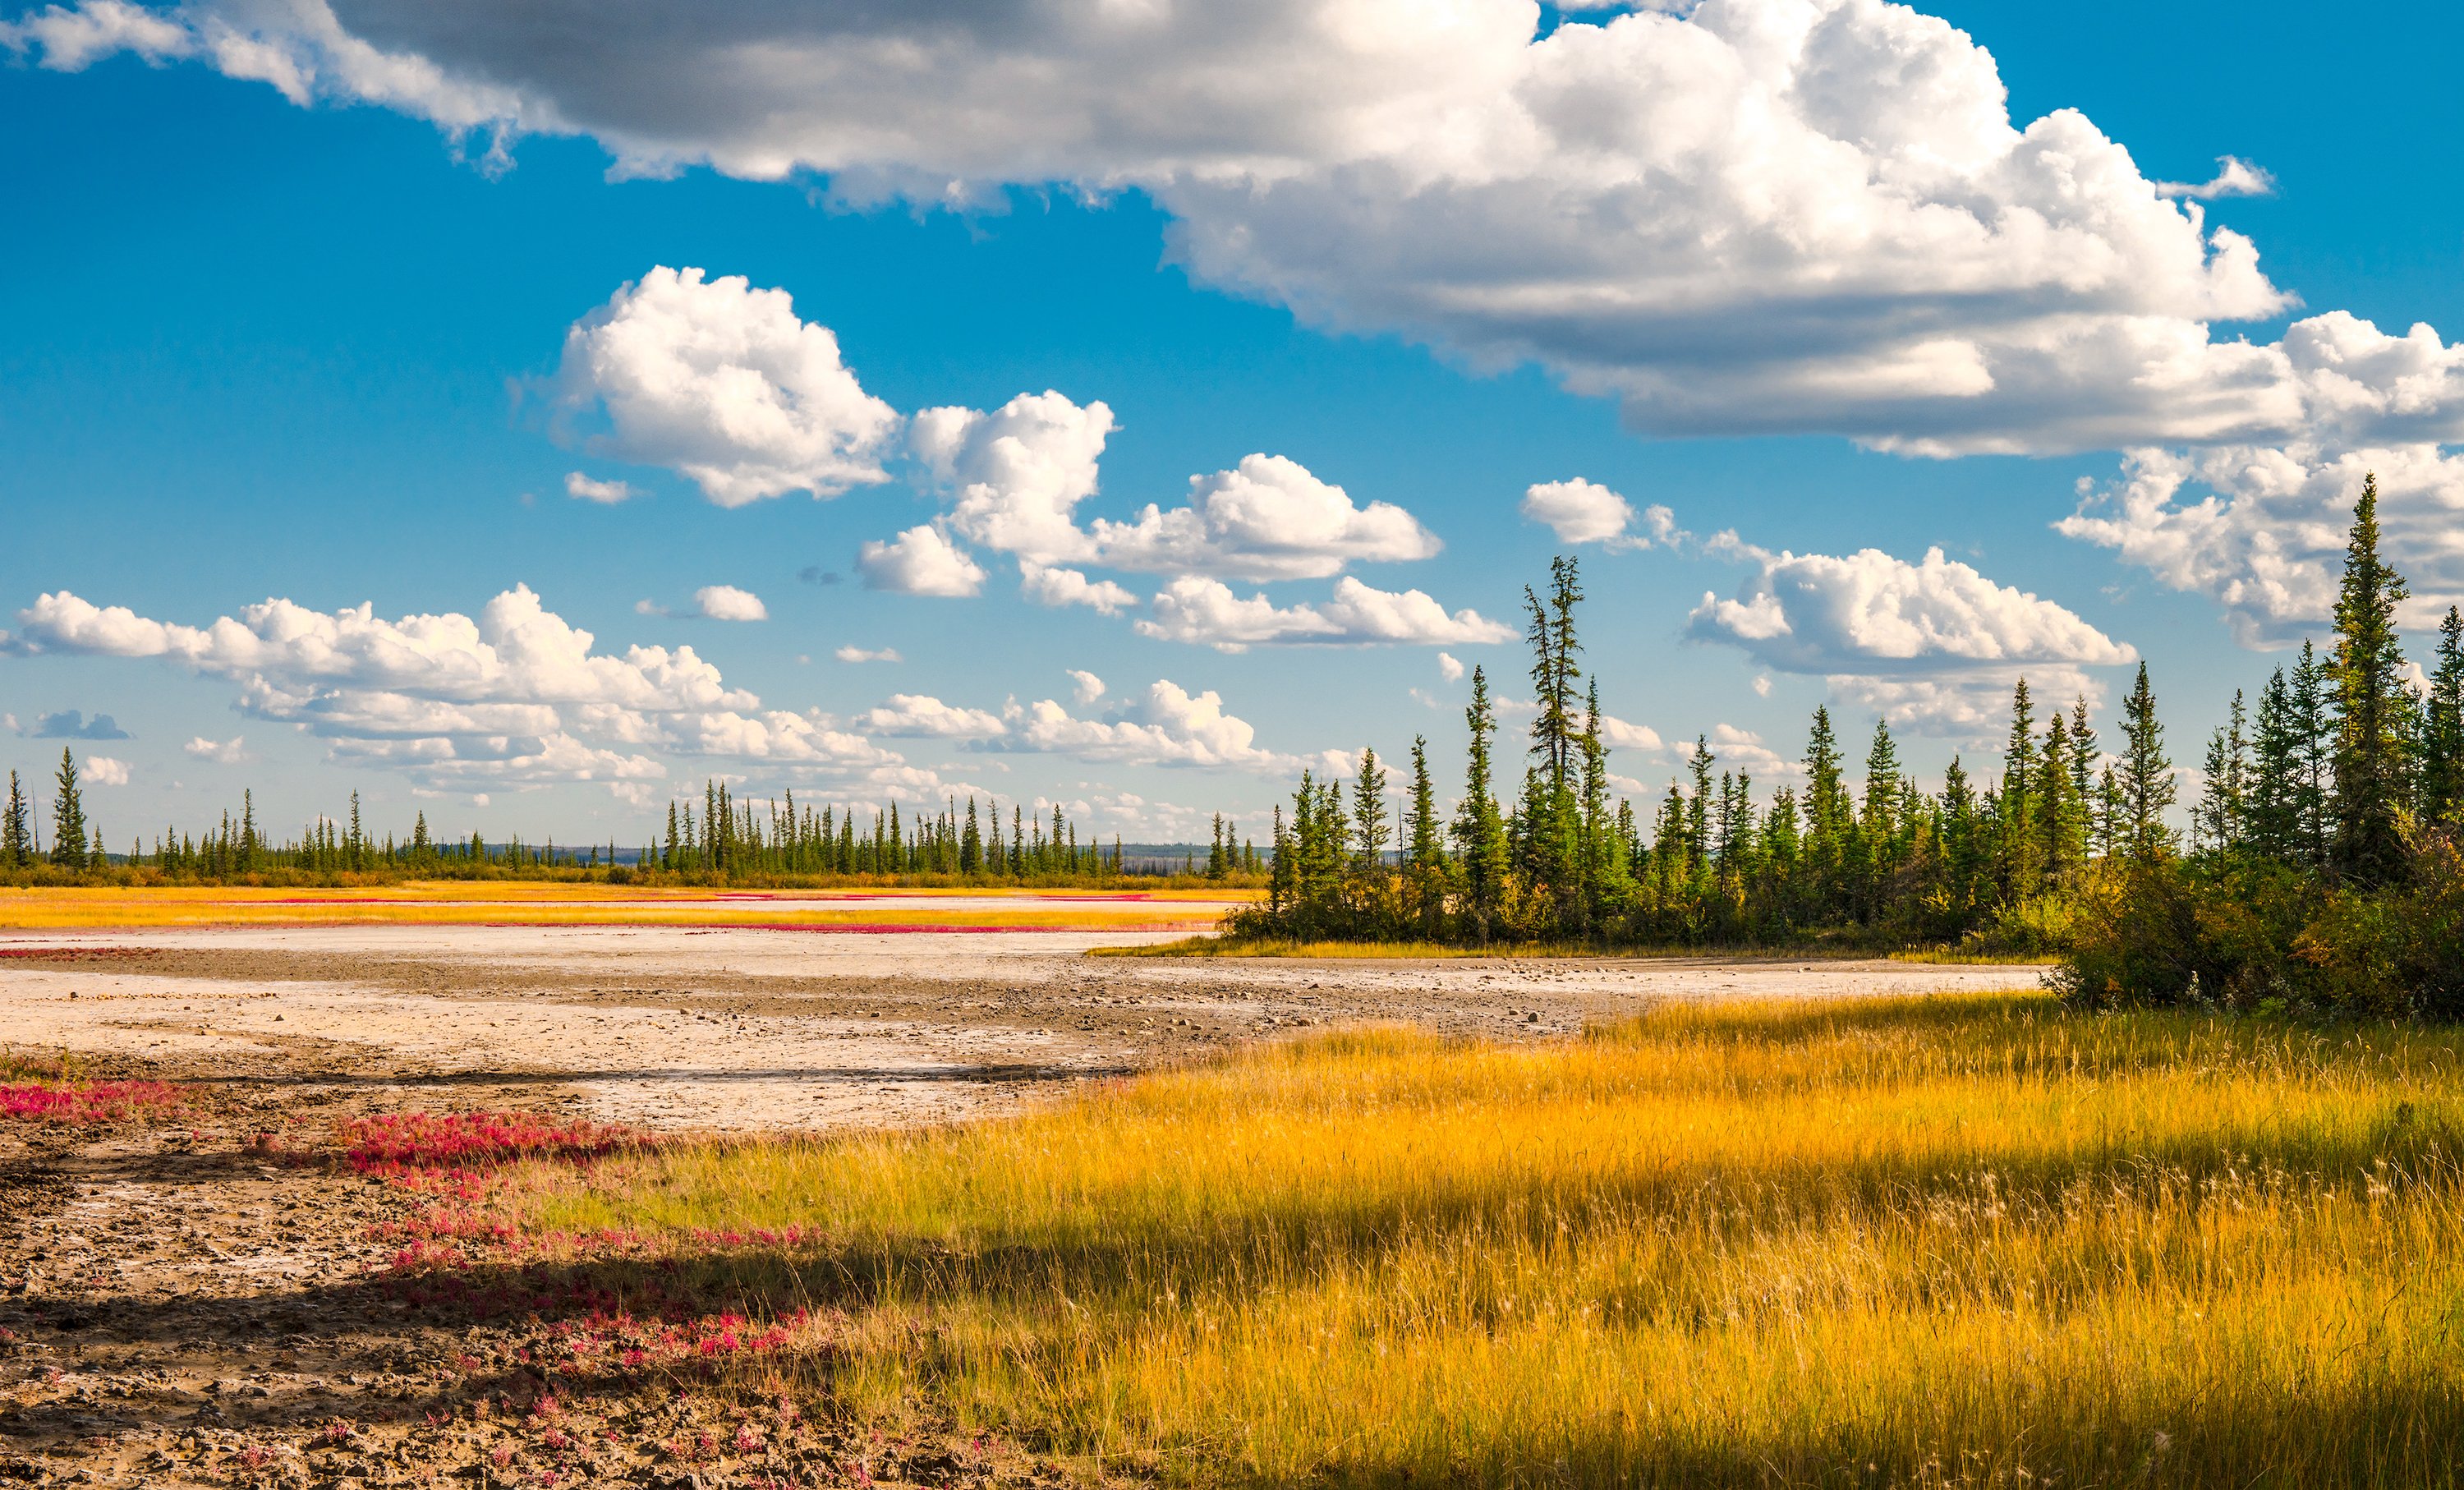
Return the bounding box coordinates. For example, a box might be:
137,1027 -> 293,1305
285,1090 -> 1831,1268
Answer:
1239,477 -> 2464,1014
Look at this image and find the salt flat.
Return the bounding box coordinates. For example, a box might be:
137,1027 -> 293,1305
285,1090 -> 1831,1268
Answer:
1,916 -> 2044,1130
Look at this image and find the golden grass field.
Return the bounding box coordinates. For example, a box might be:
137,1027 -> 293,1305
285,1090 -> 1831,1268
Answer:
432,993 -> 2464,1488
0,884 -> 1250,932
1098,936 -> 2049,963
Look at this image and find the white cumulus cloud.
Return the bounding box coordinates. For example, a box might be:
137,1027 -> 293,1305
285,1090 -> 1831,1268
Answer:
912,391 -> 1115,568
1010,680 -> 1301,772
1599,715 -> 1663,752
553,266 -> 899,507
1087,453 -> 1438,580
1139,576 -> 1512,651
82,755 -> 130,787
1520,479 -> 1689,550
1685,535 -> 2135,739
1522,479 -> 1630,547
182,734 -> 248,764
564,471 -> 637,504
1068,669 -> 1106,706
2155,156 -> 2276,200
913,393 -> 1442,583
1437,651 -> 1464,682
1,0 -> 186,69
20,0 -> 2464,464
6,585 -> 936,792
1019,563 -> 1138,615
2058,444 -> 2464,646
857,525 -> 986,596
1688,540 -> 2135,675
834,645 -> 902,664
692,584 -> 768,622
852,694 -> 1009,738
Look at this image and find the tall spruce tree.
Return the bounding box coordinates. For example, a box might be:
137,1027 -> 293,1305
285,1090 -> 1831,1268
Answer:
48,749 -> 87,869
1684,737 -> 1715,876
2290,639 -> 2333,870
2195,689 -> 2250,853
2,770 -> 28,868
2067,697 -> 2099,840
2039,708 -> 2086,879
2117,663 -> 2178,861
1860,720 -> 1901,840
2327,475 -> 2414,885
2247,668 -> 2303,862
1452,666 -> 1510,938
1352,747 -> 1390,876
1800,706 -> 1850,904
1998,680 -> 2040,890
1406,736 -> 1442,872
2423,605 -> 2464,826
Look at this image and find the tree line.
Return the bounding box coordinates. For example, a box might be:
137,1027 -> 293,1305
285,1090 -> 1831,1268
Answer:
1243,478 -> 2464,1016
0,756 -> 1259,889
643,779 -> 1259,882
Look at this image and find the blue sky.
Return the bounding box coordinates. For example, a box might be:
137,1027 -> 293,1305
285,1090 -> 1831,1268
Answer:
4,0 -> 2462,848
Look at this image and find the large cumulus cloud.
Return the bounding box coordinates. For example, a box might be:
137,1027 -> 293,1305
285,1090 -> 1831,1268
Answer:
16,0 -> 2455,458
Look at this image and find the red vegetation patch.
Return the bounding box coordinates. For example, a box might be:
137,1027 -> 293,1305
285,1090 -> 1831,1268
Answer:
0,1078 -> 188,1125
343,1111 -> 647,1180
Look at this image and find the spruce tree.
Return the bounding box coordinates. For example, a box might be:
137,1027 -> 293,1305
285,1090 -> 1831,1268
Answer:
48,749 -> 87,869
2067,697 -> 2099,823
2328,475 -> 2414,885
1860,720 -> 1901,840
2,770 -> 27,868
1451,666 -> 1510,939
2195,689 -> 2250,853
2039,709 -> 2089,879
2423,605 -> 2464,826
1685,737 -> 1714,875
1939,755 -> 1985,909
2247,668 -> 2303,862
1406,736 -> 1443,872
2290,639 -> 2332,870
2117,662 -> 2177,861
1999,680 -> 2040,890
1353,748 -> 1391,878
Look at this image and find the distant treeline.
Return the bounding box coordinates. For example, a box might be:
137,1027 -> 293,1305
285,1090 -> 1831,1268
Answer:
1239,479 -> 2464,1016
0,765 -> 1266,890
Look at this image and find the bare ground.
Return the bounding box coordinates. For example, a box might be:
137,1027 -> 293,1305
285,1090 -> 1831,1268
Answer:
1,925 -> 2045,1487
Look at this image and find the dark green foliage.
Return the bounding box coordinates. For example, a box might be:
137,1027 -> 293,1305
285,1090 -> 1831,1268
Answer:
47,749 -> 87,868
1234,557 -> 2145,952
2328,474 -> 2413,886
2059,475 -> 2464,1018
1,770 -> 29,867
2421,606 -> 2464,826
2118,664 -> 2177,862
1243,475 -> 2464,1016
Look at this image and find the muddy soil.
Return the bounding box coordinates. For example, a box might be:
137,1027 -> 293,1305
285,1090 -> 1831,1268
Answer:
1,926 -> 2047,1486
0,1068 -> 1061,1488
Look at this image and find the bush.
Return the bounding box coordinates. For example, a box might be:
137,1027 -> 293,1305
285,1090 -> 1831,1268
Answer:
2057,828 -> 2464,1019
2053,856 -> 2317,1013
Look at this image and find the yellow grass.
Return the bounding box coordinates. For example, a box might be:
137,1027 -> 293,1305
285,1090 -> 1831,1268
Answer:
479,995 -> 2464,1486
1091,936 -> 1501,958
0,884 -> 1249,931
1100,935 -> 2054,965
